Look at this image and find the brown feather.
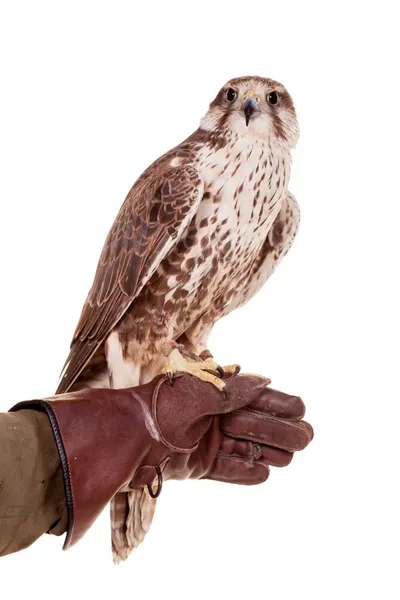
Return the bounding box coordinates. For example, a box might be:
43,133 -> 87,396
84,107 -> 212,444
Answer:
56,164 -> 203,394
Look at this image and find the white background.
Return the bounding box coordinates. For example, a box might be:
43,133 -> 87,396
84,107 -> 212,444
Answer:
0,1 -> 399,598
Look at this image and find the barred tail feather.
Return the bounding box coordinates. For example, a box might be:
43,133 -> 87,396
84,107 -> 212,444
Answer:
111,489 -> 157,564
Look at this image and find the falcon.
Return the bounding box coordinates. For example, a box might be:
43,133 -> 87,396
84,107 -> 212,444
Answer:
57,76 -> 300,563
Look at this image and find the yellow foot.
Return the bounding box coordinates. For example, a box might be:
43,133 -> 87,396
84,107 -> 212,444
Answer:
221,364 -> 241,377
163,348 -> 226,391
198,350 -> 240,378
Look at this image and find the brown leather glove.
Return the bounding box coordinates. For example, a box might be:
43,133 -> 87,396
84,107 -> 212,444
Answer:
11,373 -> 313,550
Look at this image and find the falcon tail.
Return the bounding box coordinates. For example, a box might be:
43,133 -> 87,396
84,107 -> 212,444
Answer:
111,489 -> 157,564
108,357 -> 158,562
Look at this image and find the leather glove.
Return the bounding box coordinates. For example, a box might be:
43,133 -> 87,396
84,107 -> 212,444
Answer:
11,373 -> 313,550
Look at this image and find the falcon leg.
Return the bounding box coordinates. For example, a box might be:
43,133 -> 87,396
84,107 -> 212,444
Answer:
162,347 -> 226,391
178,330 -> 240,381
106,332 -> 141,388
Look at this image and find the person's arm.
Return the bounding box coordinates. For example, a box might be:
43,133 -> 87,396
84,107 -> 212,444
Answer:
0,410 -> 66,556
1,373 -> 313,558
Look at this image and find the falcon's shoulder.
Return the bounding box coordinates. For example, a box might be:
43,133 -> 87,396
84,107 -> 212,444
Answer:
57,160 -> 204,393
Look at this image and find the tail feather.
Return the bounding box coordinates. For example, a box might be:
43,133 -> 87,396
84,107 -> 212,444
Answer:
111,489 -> 157,564
111,492 -> 130,563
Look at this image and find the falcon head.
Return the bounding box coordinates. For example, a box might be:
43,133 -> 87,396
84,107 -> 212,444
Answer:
200,76 -> 299,148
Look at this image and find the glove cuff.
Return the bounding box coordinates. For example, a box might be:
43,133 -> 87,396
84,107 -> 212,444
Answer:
10,386 -> 153,550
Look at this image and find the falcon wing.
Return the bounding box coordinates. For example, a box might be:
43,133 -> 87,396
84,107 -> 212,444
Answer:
256,190 -> 300,278
57,164 -> 203,394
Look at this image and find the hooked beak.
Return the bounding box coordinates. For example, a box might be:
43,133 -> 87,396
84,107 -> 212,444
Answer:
243,92 -> 259,126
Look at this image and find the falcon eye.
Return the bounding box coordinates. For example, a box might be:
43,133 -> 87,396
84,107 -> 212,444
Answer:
267,91 -> 279,106
226,88 -> 237,102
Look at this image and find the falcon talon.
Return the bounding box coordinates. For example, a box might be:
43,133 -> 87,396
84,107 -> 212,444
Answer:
216,365 -> 225,378
163,349 -> 226,391
222,364 -> 241,377
232,365 -> 241,377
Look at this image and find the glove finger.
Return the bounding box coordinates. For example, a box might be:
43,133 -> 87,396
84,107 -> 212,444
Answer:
221,410 -> 313,452
207,437 -> 296,485
222,374 -> 273,413
206,442 -> 270,486
220,437 -> 293,467
248,386 -> 306,421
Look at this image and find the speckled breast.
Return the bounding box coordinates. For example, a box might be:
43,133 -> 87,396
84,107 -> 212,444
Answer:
163,141 -> 289,333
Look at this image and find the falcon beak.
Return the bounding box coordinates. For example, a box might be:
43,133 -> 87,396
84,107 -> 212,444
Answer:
243,91 -> 259,126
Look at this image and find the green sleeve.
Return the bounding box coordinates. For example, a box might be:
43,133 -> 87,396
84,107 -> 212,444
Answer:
0,409 -> 66,556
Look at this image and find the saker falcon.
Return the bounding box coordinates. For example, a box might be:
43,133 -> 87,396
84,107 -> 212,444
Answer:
57,76 -> 300,563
